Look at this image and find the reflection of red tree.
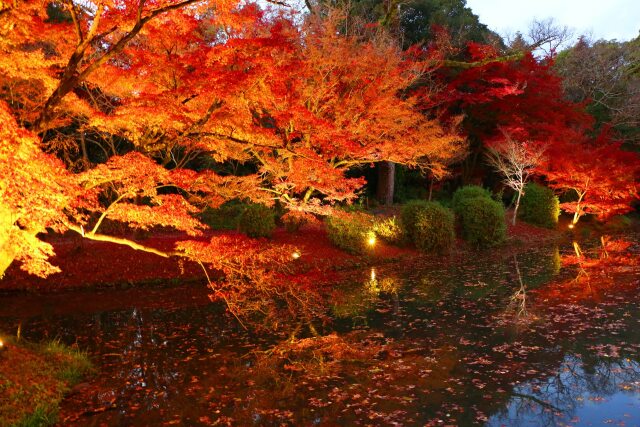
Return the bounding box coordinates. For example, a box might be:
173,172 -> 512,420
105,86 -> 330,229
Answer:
544,236 -> 639,301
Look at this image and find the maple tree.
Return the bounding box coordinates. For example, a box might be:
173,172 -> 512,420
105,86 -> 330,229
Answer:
241,11 -> 465,212
0,100 -> 79,278
485,131 -> 546,225
539,130 -> 639,225
432,44 -> 589,182
0,1 -> 465,279
415,38 -> 639,222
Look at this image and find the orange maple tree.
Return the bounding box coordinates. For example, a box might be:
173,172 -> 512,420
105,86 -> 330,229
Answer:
0,1 -> 464,279
0,101 -> 79,277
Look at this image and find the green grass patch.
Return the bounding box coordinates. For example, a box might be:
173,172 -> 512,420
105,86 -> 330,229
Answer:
0,337 -> 92,427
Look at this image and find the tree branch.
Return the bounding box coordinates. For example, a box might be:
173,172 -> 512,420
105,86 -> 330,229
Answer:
68,224 -> 181,258
34,0 -> 201,132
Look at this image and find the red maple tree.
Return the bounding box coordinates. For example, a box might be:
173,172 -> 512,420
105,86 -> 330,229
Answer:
540,130 -> 639,225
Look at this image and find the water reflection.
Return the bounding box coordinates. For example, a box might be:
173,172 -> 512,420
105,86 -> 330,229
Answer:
489,355 -> 640,426
0,235 -> 638,425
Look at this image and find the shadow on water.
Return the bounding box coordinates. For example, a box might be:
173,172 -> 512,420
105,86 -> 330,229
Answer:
0,233 -> 639,425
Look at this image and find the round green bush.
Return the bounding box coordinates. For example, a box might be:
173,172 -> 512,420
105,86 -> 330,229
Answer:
412,202 -> 455,253
325,213 -> 374,254
519,183 -> 559,229
458,197 -> 506,248
400,200 -> 431,237
451,185 -> 492,216
199,199 -> 246,230
239,203 -> 276,238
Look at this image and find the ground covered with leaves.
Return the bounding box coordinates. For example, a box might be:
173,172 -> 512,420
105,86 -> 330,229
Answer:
0,338 -> 92,426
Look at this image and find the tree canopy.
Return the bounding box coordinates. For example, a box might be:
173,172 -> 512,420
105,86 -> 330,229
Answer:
0,0 -> 465,277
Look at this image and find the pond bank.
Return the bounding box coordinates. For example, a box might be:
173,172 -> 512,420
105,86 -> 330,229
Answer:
0,217 -> 566,295
0,338 -> 92,426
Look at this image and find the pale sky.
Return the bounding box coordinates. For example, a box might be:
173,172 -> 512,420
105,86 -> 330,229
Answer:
466,0 -> 640,42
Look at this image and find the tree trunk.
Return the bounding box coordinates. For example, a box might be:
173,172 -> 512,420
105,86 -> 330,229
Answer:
0,204 -> 16,278
512,190 -> 522,225
572,192 -> 586,225
376,161 -> 395,205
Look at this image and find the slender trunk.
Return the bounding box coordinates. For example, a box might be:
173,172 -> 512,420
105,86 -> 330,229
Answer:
428,179 -> 434,201
376,161 -> 395,205
0,204 -> 17,278
512,190 -> 522,225
600,235 -> 609,259
572,192 -> 586,225
68,225 -> 178,258
79,132 -> 89,166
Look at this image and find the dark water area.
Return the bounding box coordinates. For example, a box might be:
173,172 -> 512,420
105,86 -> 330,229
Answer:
1,235 -> 639,426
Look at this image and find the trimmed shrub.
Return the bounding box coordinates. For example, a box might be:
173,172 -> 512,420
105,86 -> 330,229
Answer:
451,185 -> 492,216
412,202 -> 455,253
325,212 -> 375,254
400,199 -> 431,237
458,197 -> 506,248
239,203 -> 276,238
519,183 -> 559,229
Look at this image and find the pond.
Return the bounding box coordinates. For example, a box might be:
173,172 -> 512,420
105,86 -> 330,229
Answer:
0,235 -> 639,426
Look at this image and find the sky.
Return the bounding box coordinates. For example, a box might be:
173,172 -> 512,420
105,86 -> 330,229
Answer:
466,0 -> 640,42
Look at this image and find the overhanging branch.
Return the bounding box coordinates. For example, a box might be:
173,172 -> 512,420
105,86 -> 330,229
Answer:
68,224 -> 181,259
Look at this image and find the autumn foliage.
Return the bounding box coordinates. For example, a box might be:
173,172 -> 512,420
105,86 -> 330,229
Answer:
0,1 -> 465,278
540,130 -> 639,224
430,42 -> 639,224
0,101 -> 78,277
0,0 -> 638,282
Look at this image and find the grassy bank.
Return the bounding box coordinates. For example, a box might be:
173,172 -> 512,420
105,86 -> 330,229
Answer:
0,337 -> 92,426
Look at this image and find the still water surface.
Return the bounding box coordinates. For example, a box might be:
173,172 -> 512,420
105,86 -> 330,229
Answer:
0,237 -> 639,426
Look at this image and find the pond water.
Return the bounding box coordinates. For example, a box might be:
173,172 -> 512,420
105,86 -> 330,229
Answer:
1,235 -> 639,426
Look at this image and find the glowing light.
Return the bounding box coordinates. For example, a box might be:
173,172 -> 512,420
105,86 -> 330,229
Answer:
568,224 -> 575,229
370,268 -> 376,281
367,232 -> 376,247
0,340 -> 4,349
292,251 -> 301,259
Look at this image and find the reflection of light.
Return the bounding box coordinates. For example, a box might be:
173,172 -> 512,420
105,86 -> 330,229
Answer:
573,241 -> 583,258
370,268 -> 376,281
292,251 -> 301,259
568,224 -> 574,229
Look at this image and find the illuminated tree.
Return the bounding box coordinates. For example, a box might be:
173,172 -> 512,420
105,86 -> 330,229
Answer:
541,138 -> 639,226
244,11 -> 465,211
0,1 -> 464,278
0,101 -> 79,277
436,45 -> 591,183
485,131 -> 546,225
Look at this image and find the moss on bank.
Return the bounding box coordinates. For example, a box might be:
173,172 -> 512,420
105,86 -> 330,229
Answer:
0,337 -> 92,426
